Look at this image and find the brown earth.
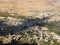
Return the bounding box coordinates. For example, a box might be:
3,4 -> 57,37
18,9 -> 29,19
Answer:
0,0 -> 60,16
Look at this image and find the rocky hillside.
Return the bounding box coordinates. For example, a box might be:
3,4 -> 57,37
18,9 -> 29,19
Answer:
0,0 -> 60,45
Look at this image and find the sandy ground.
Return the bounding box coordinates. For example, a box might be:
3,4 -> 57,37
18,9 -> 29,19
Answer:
0,0 -> 60,17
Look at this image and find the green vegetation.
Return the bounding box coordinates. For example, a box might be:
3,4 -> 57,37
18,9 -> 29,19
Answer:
17,38 -> 37,45
0,11 -> 29,19
17,38 -> 28,44
47,21 -> 60,35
